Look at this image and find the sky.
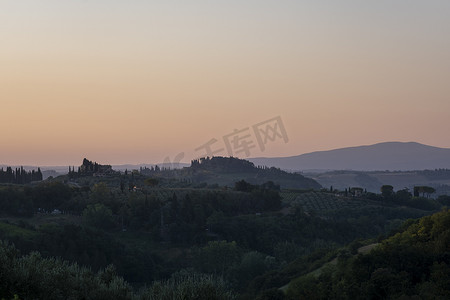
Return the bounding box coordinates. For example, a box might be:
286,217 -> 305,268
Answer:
1,0 -> 450,166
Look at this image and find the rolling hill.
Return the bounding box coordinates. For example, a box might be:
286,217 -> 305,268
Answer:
175,156 -> 322,189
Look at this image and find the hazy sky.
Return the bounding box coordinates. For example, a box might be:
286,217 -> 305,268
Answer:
1,1 -> 450,165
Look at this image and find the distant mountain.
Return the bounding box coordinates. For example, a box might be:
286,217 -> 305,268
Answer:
249,142 -> 450,171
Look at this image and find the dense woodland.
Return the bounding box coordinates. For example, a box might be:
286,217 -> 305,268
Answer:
0,157 -> 449,299
284,209 -> 450,299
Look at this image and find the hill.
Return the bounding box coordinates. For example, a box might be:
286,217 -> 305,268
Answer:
284,209 -> 450,299
311,169 -> 450,194
178,156 -> 322,189
1,173 -> 447,299
249,142 -> 450,171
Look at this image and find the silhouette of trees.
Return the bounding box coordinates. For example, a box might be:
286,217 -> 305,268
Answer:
380,185 -> 394,198
414,186 -> 436,198
0,167 -> 42,184
69,158 -> 114,178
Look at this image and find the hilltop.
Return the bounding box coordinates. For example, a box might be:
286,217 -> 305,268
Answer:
164,156 -> 322,190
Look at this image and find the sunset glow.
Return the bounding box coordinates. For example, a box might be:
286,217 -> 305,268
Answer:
1,1 -> 450,165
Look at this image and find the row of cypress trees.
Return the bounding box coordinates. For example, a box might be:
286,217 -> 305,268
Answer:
0,166 -> 42,184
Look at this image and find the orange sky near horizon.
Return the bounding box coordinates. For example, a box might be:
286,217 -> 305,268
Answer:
1,1 -> 450,166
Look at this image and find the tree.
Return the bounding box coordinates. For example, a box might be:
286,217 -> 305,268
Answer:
423,186 -> 436,198
437,195 -> 450,206
414,186 -> 436,198
229,251 -> 267,290
235,180 -> 254,192
0,241 -> 134,299
380,185 -> 394,198
145,178 -> 159,187
83,204 -> 115,229
194,241 -> 241,275
142,270 -> 235,300
91,182 -> 110,203
395,188 -> 412,202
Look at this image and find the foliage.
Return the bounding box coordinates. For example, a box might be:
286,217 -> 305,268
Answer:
1,173 -> 449,298
380,185 -> 394,198
0,167 -> 42,184
437,195 -> 450,206
144,178 -> 159,187
0,187 -> 33,217
414,185 -> 436,198
83,204 -> 115,229
28,181 -> 73,212
142,270 -> 236,300
0,241 -> 134,300
0,222 -> 161,285
193,241 -> 241,275
187,156 -> 321,189
285,209 -> 450,299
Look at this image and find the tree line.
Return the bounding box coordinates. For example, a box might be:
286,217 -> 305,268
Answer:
0,166 -> 42,184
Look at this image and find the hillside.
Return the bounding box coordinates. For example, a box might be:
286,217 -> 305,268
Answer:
178,156 -> 322,190
311,169 -> 450,194
284,209 -> 450,299
0,176 -> 447,299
